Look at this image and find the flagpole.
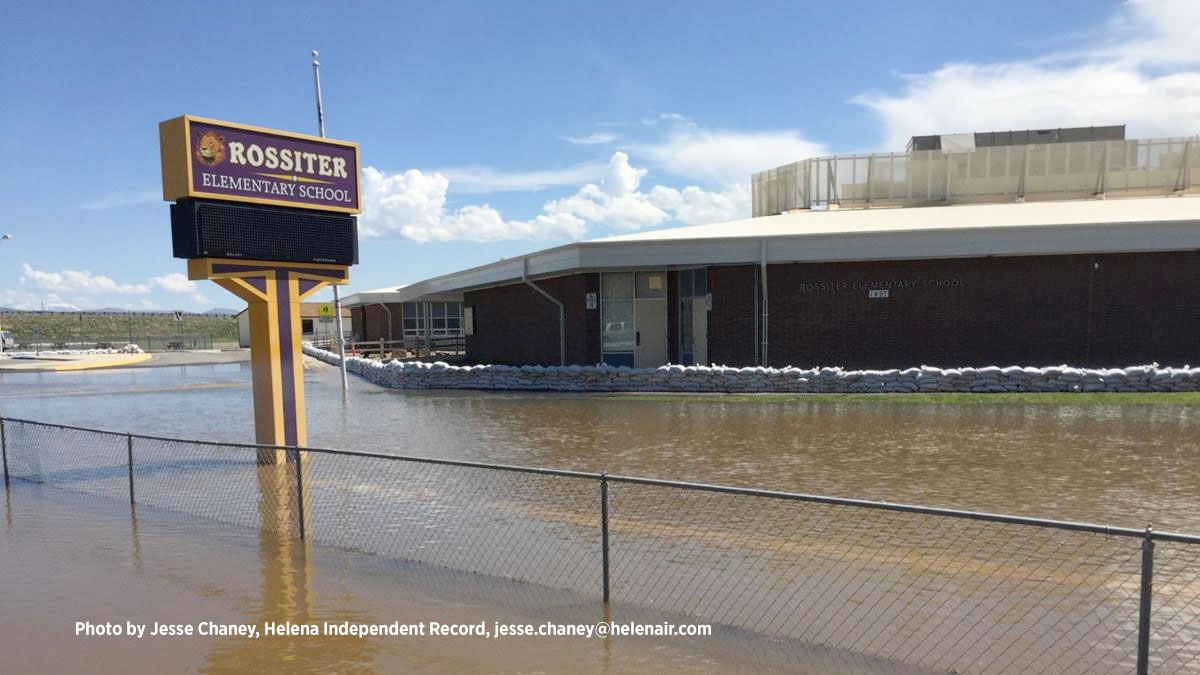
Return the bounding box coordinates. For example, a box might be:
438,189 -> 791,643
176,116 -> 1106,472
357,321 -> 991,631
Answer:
312,49 -> 349,394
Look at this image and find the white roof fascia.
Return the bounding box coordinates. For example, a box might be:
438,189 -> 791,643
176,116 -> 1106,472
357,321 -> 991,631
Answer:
392,243 -> 586,297
370,197 -> 1200,294
343,288 -> 466,306
341,289 -> 403,306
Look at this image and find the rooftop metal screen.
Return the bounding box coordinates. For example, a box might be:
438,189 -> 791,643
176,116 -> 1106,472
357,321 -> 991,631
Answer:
752,136 -> 1199,216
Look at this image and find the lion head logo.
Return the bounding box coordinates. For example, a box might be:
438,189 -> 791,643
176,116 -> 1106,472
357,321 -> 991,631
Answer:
194,131 -> 226,166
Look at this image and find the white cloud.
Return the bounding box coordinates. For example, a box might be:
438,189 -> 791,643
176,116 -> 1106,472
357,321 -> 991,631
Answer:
20,263 -> 150,294
148,273 -> 197,293
81,189 -> 160,210
852,0 -> 1200,149
359,150 -> 751,242
8,266 -> 212,313
0,289 -> 78,311
562,132 -> 619,145
358,166 -> 587,242
647,183 -> 748,226
543,152 -> 668,231
436,161 -> 608,194
631,117 -> 826,186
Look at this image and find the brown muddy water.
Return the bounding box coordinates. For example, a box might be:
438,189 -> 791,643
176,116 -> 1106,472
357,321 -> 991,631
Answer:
1,361 -> 1199,673
3,487 -> 830,674
2,360 -> 1198,529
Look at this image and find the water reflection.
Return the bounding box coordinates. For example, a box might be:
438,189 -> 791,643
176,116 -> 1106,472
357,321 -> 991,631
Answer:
200,462 -> 381,674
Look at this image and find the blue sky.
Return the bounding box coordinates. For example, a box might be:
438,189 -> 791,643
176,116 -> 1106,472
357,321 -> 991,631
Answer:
1,0 -> 1197,311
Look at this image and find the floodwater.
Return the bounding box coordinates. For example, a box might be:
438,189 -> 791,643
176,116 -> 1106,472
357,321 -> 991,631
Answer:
2,359 -> 1198,530
3,485 -> 839,675
3,361 -> 1200,673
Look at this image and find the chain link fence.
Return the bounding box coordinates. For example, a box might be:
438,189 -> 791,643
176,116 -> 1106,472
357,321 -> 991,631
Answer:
2,416 -> 1198,674
3,333 -> 215,352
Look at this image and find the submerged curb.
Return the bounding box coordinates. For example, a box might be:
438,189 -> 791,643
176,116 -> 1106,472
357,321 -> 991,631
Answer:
303,344 -> 1200,394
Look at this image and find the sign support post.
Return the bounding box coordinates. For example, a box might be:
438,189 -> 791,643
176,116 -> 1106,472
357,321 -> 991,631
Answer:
188,259 -> 347,462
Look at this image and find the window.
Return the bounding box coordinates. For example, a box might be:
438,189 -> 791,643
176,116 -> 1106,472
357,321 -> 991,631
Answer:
678,268 -> 708,365
602,272 -> 634,300
601,300 -> 635,352
679,268 -> 707,298
401,301 -> 464,337
301,319 -> 314,334
635,272 -> 666,299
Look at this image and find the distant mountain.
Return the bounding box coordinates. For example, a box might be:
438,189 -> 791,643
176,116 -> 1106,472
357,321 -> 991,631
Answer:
204,308 -> 239,315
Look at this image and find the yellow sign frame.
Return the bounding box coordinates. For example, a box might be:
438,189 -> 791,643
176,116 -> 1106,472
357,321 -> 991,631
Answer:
189,258 -> 348,463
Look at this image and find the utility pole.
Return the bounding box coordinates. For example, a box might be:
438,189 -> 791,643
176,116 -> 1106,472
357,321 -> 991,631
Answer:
312,49 -> 349,394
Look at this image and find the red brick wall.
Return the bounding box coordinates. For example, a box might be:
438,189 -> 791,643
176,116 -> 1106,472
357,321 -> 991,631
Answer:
351,303 -> 403,342
465,273 -> 600,365
442,251 -> 1200,369
1089,251 -> 1200,366
708,265 -> 758,366
764,251 -> 1200,369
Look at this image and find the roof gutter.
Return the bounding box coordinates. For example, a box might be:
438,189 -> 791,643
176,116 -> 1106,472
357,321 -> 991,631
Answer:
522,257 -> 566,366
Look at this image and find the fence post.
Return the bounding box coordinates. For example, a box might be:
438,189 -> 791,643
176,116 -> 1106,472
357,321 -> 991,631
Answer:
600,471 -> 610,603
1,418 -> 9,488
1137,526 -> 1155,675
295,451 -> 306,539
126,434 -> 135,505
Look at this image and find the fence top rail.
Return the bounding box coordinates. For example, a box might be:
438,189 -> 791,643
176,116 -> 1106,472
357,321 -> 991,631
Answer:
4,415 -> 1199,545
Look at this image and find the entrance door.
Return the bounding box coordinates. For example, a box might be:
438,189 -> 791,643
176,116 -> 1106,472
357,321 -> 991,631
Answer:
635,298 -> 667,368
691,296 -> 708,366
601,271 -> 668,368
678,268 -> 708,365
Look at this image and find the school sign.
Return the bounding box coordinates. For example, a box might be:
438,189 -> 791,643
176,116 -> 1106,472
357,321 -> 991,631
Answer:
159,114 -> 359,457
160,115 -> 360,213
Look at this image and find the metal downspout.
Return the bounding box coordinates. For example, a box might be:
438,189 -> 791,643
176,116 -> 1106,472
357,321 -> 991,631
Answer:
423,301 -> 432,358
522,258 -> 566,366
375,302 -> 393,344
760,239 -> 768,367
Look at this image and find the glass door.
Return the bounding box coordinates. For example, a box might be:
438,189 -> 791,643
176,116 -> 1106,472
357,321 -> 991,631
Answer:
601,273 -> 635,367
678,268 -> 708,365
601,271 -> 668,367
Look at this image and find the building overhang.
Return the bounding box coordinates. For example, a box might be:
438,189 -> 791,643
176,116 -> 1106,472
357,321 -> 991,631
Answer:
341,286 -> 464,307
382,196 -> 1200,296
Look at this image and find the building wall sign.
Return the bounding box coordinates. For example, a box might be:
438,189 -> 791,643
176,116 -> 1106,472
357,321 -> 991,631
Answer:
160,115 -> 361,214
797,278 -> 964,293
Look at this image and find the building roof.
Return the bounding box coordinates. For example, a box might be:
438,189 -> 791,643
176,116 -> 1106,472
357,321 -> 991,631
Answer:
369,195 -> 1200,301
341,285 -> 463,307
